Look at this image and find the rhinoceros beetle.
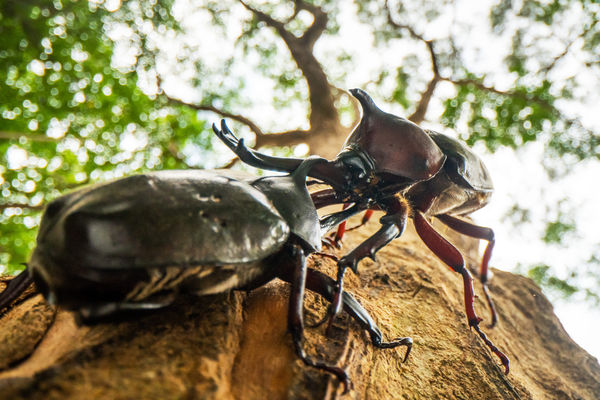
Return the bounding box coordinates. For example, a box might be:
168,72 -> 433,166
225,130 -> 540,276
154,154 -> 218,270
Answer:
212,88 -> 509,374
0,156 -> 413,391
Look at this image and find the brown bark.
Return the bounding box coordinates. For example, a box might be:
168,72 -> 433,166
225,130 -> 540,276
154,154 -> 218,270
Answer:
1,216 -> 599,399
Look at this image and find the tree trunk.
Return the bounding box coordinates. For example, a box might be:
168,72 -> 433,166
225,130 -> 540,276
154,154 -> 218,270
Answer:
0,215 -> 598,399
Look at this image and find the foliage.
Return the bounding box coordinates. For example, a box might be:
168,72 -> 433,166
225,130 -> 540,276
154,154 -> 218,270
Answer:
0,0 -> 208,272
1,0 -> 599,307
527,263 -> 578,299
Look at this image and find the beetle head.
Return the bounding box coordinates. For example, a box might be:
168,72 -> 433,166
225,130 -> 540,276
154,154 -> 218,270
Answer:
337,89 -> 446,185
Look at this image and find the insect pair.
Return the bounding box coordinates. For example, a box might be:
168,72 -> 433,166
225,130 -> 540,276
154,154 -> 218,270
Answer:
0,89 -> 507,392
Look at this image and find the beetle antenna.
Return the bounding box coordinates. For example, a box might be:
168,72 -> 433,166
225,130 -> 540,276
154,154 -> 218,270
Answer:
291,156 -> 329,184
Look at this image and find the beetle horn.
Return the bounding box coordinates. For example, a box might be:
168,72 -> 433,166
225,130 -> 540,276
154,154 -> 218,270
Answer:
349,88 -> 379,116
291,156 -> 329,184
347,88 -> 385,137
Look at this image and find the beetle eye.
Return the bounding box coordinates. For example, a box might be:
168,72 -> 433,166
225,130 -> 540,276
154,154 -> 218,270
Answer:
344,158 -> 367,180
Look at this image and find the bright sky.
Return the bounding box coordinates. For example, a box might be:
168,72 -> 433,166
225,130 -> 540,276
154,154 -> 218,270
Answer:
475,145 -> 600,360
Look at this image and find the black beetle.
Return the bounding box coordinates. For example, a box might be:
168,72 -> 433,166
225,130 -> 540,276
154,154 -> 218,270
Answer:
0,157 -> 412,391
212,88 -> 509,374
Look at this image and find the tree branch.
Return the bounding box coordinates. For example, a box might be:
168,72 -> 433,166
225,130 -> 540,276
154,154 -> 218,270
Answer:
385,1 -> 440,124
254,129 -> 310,148
239,0 -> 339,131
440,76 -> 557,113
163,91 -> 317,149
295,0 -> 329,50
408,76 -> 440,123
383,11 -> 595,158
541,19 -> 598,75
0,131 -> 58,143
164,94 -> 265,137
384,1 -> 558,122
156,1 -> 349,159
0,203 -> 45,211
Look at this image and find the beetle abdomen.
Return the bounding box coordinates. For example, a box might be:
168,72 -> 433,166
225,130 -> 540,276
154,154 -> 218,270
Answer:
427,131 -> 493,192
29,170 -> 291,310
125,261 -> 268,302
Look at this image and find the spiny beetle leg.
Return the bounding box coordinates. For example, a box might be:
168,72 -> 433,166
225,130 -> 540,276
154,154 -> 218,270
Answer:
413,211 -> 509,374
0,268 -> 34,312
319,203 -> 364,236
287,244 -> 350,393
318,265 -> 348,334
337,196 -> 409,275
437,214 -> 498,327
307,265 -> 346,330
324,203 -> 352,249
301,267 -> 412,362
320,198 -> 409,335
337,223 -> 396,272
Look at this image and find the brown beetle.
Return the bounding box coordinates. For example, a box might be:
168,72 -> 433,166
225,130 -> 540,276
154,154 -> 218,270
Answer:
213,89 -> 508,374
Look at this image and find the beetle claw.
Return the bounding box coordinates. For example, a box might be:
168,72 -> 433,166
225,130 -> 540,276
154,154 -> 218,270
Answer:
307,311 -> 330,329
347,260 -> 359,274
294,339 -> 350,393
368,251 -> 377,262
322,232 -> 343,249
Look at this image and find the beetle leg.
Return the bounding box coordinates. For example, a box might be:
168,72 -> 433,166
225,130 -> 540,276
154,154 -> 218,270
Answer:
413,211 -> 509,374
436,214 -> 498,327
337,196 -> 410,274
0,268 -> 34,312
286,243 -> 350,392
345,209 -> 375,232
278,266 -> 412,360
319,203 -> 364,235
331,221 -> 347,248
76,293 -> 177,323
323,203 -> 351,249
306,268 -> 412,358
322,197 -> 409,331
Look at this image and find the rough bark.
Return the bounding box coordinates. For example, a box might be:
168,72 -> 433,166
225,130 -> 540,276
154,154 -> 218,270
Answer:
0,216 -> 598,399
